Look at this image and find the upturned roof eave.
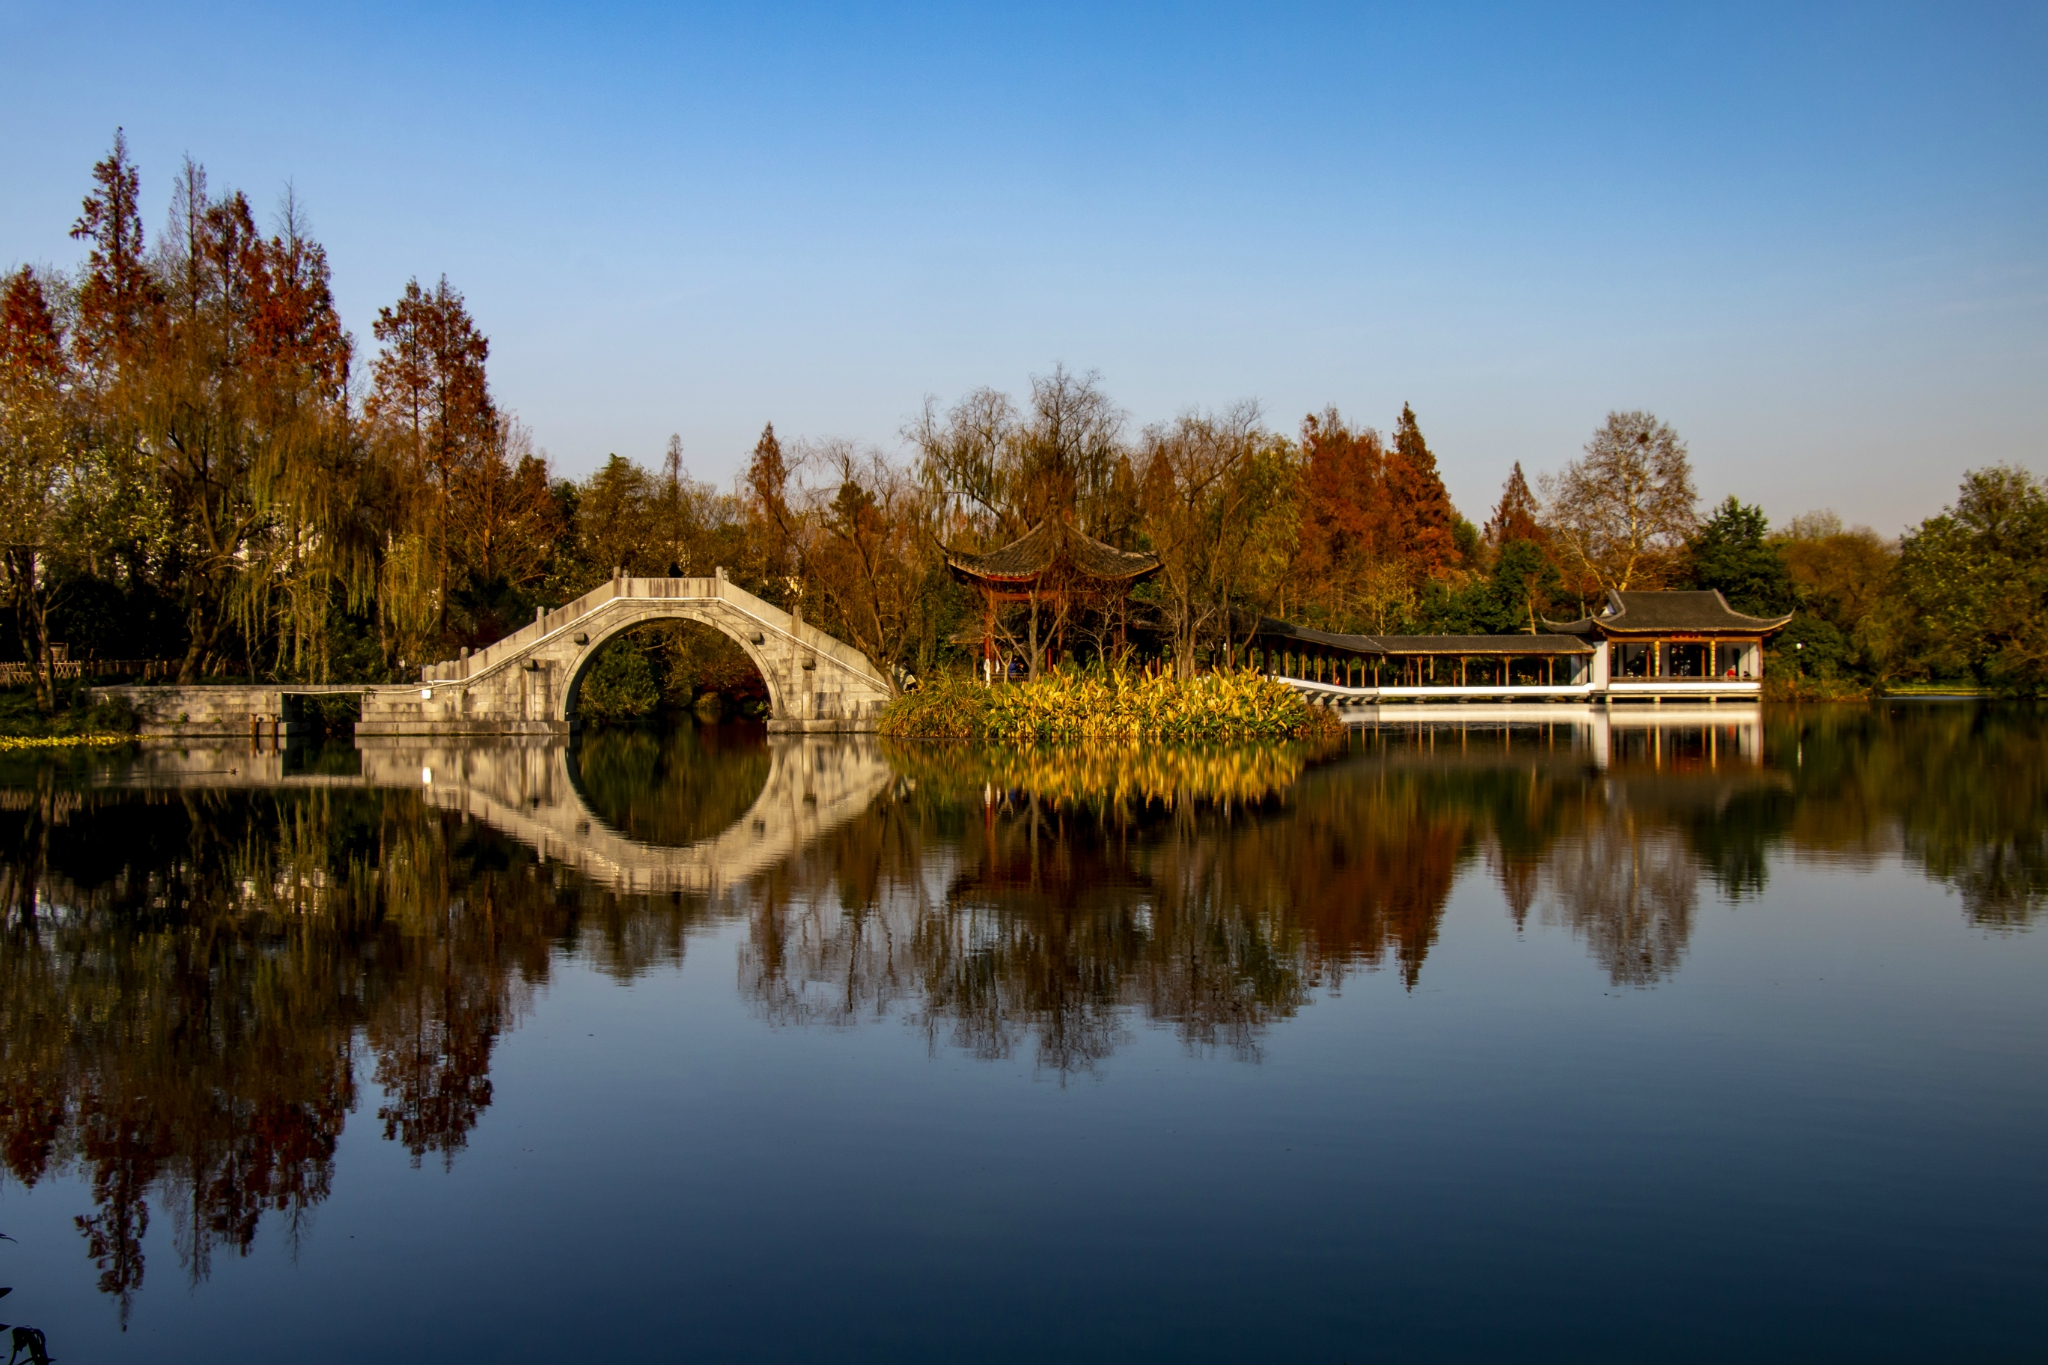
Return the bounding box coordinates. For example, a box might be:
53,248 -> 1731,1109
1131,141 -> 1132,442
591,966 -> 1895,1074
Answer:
943,558 -> 1161,586
942,520 -> 1162,586
1544,619 -> 1793,636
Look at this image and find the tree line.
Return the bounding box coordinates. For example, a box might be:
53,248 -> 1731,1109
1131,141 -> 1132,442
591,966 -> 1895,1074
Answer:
4,133 -> 2044,708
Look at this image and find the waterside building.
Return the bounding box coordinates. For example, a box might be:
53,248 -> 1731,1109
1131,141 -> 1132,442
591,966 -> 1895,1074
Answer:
1254,590 -> 1792,704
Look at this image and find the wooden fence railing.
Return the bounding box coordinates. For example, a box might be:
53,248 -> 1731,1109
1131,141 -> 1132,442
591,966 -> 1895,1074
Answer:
0,659 -> 178,687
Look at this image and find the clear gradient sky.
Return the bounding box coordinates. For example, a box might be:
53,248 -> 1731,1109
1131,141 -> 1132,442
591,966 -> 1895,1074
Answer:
4,2 -> 2042,533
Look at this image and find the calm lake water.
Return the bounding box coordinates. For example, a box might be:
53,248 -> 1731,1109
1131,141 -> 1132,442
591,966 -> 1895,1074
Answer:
1,704 -> 2043,1362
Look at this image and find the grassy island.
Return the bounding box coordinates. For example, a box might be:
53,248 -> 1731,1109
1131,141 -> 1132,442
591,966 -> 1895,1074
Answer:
879,668 -> 1340,744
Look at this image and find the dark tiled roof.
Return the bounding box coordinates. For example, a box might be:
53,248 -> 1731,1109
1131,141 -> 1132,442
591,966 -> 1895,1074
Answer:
1254,619 -> 1385,653
1545,590 -> 1792,636
946,520 -> 1160,585
1372,634 -> 1593,656
1251,620 -> 1591,656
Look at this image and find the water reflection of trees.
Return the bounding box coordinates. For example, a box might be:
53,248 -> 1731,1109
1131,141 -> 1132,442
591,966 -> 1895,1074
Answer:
1767,704 -> 2048,928
0,781 -> 714,1318
726,708 -> 2048,1061
738,742 -> 1478,1071
569,724 -> 773,845
1533,812 -> 1698,985
2,703 -> 2042,1311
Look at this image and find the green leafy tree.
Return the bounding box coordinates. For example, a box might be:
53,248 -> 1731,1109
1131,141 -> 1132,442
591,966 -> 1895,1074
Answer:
1388,404 -> 1463,577
577,634 -> 661,722
1893,466 -> 2048,693
1687,497 -> 1795,616
1490,539 -> 1563,633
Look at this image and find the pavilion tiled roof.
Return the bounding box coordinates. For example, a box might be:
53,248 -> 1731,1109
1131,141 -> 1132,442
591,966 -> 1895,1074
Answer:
1544,590 -> 1792,637
1251,620 -> 1593,656
945,519 -> 1161,586
1371,633 -> 1594,655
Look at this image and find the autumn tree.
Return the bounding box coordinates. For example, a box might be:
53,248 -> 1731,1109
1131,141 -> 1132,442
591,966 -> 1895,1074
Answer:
1771,511 -> 1898,638
0,269 -> 84,707
1017,365 -> 1131,540
1138,403 -> 1281,677
122,160 -> 361,680
908,387 -> 1018,546
798,440 -> 927,691
366,276 -> 495,644
1484,462 -> 1545,551
574,454 -> 656,580
68,129 -> 160,383
1387,404 -> 1462,579
445,416 -> 561,638
909,368 -> 1136,548
232,192 -> 367,679
1541,411 -> 1698,592
743,422 -> 801,601
1294,409 -> 1388,627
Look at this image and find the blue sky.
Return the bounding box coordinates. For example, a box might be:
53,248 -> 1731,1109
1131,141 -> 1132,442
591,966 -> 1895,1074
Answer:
4,1 -> 2042,531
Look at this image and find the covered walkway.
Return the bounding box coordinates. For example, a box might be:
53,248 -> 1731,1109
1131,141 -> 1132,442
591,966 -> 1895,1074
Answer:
1252,591 -> 1788,707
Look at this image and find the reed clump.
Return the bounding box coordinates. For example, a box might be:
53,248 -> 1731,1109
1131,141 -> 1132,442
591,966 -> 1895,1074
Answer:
881,666 -> 1338,744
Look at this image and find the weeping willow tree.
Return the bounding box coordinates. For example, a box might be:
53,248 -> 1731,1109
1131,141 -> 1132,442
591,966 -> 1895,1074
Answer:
378,531 -> 441,677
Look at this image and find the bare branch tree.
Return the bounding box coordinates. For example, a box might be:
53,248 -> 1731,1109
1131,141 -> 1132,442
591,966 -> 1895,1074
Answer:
1540,410 -> 1698,592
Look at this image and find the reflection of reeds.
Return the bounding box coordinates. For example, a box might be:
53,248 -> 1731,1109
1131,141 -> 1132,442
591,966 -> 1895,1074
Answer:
882,737 -> 1326,811
0,734 -> 129,751
881,668 -> 1338,744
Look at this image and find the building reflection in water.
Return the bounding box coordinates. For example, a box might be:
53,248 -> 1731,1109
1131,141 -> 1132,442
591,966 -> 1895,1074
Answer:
0,703 -> 2041,1307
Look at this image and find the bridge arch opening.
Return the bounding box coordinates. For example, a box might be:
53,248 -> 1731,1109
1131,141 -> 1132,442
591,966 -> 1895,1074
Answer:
564,614 -> 779,728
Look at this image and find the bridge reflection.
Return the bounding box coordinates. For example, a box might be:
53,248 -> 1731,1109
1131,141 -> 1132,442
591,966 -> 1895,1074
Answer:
65,732 -> 898,897
386,736 -> 896,896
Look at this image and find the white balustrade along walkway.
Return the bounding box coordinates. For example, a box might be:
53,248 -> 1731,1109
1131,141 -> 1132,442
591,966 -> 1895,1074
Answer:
1270,640 -> 1765,713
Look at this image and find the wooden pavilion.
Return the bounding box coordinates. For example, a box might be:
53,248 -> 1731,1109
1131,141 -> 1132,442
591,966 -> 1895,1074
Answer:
945,520 -> 1160,680
1543,590 -> 1792,681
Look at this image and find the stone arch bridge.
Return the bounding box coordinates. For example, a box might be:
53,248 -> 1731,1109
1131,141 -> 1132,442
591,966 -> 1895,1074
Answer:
358,572 -> 893,737
94,575 -> 890,741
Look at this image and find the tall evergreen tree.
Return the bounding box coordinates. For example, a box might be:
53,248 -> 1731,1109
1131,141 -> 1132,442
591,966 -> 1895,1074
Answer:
1687,497 -> 1795,616
367,277 -> 496,639
1388,403 -> 1461,576
68,129 -> 160,379
1484,462 -> 1544,549
745,421 -> 798,596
